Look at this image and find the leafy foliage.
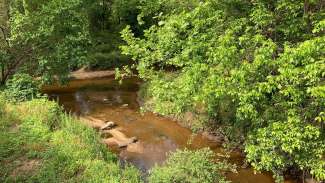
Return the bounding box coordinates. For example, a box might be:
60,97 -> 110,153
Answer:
4,73 -> 40,102
245,112 -> 325,182
149,148 -> 235,183
0,0 -> 91,84
121,0 -> 325,181
242,36 -> 325,182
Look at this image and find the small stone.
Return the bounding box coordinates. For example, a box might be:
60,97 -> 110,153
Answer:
100,122 -> 116,130
121,104 -> 129,107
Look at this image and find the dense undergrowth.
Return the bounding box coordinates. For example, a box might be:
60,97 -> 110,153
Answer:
149,148 -> 236,183
0,96 -> 142,183
121,0 -> 325,182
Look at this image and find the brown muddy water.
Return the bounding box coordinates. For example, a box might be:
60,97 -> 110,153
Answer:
43,77 -> 296,183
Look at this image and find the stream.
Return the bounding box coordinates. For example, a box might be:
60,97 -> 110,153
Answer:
43,77 -> 296,183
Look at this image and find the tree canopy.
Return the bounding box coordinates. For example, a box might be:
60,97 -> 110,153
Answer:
0,0 -> 91,84
121,0 -> 325,181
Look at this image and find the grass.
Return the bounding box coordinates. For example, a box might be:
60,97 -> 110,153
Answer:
0,96 -> 142,183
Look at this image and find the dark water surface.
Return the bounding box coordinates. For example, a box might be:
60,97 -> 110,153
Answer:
43,77 -> 296,183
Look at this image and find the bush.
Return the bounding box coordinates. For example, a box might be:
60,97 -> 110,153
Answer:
5,73 -> 41,102
148,148 -> 235,183
122,0 -> 325,181
245,114 -> 325,182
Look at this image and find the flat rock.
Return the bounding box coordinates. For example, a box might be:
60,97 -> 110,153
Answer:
103,137 -> 138,148
109,129 -> 131,141
79,116 -> 105,129
121,104 -> 129,108
102,129 -> 138,148
100,121 -> 116,130
117,137 -> 138,148
102,138 -> 117,146
126,142 -> 144,153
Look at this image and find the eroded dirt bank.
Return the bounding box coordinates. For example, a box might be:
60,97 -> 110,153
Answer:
70,68 -> 115,80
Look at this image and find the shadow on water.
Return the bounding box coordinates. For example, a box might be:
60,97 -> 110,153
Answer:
43,77 -> 297,183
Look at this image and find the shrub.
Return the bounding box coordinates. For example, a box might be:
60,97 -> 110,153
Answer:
122,0 -> 325,181
5,73 -> 41,102
148,148 -> 235,183
245,113 -> 325,182
17,99 -> 62,131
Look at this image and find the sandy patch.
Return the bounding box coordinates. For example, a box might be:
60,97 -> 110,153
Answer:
10,158 -> 41,178
70,69 -> 115,80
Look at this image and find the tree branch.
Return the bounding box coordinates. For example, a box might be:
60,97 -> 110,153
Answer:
0,25 -> 9,47
1,46 -> 34,83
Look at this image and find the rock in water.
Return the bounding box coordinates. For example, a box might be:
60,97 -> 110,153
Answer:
121,104 -> 129,108
129,137 -> 138,143
118,137 -> 138,148
102,129 -> 138,148
100,122 -> 116,130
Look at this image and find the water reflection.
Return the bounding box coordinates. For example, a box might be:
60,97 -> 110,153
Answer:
74,91 -> 90,115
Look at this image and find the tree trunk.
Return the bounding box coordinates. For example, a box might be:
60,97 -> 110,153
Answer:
304,0 -> 312,33
0,68 -> 6,85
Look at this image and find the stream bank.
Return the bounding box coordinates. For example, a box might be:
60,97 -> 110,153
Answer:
43,75 -> 297,183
